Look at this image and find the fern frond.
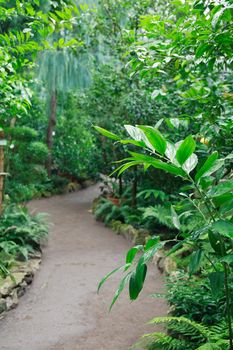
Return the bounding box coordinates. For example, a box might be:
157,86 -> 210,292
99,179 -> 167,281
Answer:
148,317 -> 211,339
142,332 -> 191,350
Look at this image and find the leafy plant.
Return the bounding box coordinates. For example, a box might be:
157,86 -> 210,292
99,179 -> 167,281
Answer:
135,317 -> 229,350
96,124 -> 233,347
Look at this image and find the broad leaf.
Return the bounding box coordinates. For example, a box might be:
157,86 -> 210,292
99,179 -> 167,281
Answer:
124,125 -> 143,141
94,126 -> 120,141
129,263 -> 147,300
129,152 -> 187,177
208,271 -> 224,298
126,245 -> 143,265
195,152 -> 219,181
212,220 -> 233,238
176,135 -> 196,165
189,249 -> 203,275
138,126 -> 167,155
182,153 -> 198,174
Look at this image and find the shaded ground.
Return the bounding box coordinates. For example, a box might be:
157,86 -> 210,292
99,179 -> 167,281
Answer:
0,185 -> 166,350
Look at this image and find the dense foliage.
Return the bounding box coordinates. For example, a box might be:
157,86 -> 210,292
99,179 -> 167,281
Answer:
0,0 -> 232,349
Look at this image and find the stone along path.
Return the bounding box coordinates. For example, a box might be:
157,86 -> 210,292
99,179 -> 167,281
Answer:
0,185 -> 166,350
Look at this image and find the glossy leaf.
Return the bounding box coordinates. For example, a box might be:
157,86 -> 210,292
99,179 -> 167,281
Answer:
176,135 -> 196,166
93,126 -> 120,141
138,126 -> 167,155
195,152 -> 219,181
212,220 -> 233,238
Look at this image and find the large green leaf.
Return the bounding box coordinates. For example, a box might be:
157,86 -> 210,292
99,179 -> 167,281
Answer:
93,126 -> 121,141
129,152 -> 187,177
138,126 -> 167,155
189,249 -> 203,275
176,135 -> 196,165
208,271 -> 224,298
124,125 -> 143,141
129,263 -> 147,300
126,245 -> 143,265
212,220 -> 233,238
195,152 -> 219,181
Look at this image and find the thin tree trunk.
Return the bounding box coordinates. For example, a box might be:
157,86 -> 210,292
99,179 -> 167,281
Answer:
119,174 -> 123,197
0,129 -> 5,215
46,90 -> 57,177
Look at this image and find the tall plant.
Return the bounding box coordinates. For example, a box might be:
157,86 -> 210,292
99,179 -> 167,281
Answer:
95,124 -> 233,349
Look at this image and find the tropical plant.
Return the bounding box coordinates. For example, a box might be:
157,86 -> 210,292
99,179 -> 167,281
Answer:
95,124 -> 233,347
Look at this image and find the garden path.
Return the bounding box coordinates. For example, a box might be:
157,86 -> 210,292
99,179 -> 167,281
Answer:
0,184 -> 166,350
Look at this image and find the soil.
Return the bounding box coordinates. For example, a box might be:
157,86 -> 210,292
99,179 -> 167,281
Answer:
0,185 -> 167,350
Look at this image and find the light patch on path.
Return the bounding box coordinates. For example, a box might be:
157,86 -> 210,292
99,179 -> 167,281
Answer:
0,185 -> 166,350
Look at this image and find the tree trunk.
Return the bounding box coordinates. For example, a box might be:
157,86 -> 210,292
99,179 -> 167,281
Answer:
119,174 -> 123,197
0,129 -> 5,215
46,90 -> 57,177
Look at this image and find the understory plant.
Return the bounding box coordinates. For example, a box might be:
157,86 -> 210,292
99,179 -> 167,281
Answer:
0,204 -> 48,278
95,124 -> 233,349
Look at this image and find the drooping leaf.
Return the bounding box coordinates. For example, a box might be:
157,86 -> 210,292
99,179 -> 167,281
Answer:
208,231 -> 224,256
171,206 -> 180,230
208,271 -> 224,298
189,249 -> 203,275
97,264 -> 130,293
93,126 -> 120,141
176,135 -> 196,166
109,272 -> 132,310
138,126 -> 167,155
195,152 -> 219,181
126,245 -> 143,265
129,263 -> 147,300
212,220 -> 233,238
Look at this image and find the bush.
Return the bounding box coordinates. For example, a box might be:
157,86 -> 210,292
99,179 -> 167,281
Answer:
25,142 -> 49,164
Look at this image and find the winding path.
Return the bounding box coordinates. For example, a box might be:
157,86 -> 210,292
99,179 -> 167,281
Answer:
0,185 -> 166,350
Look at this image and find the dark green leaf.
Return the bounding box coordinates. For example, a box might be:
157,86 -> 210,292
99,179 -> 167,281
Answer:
208,231 -> 224,256
208,271 -> 224,298
126,245 -> 143,265
189,249 -> 203,275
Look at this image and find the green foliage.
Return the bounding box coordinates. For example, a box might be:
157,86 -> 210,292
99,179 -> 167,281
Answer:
136,317 -> 229,350
0,204 -> 48,277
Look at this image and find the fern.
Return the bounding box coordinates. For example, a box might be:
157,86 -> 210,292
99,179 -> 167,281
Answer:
136,317 -> 230,350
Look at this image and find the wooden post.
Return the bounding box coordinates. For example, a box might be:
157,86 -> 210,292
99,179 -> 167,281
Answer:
0,129 -> 6,214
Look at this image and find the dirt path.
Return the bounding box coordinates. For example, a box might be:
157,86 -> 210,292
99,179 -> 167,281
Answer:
0,185 -> 166,350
